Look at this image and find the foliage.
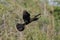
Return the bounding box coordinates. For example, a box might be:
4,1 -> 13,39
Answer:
0,0 -> 60,40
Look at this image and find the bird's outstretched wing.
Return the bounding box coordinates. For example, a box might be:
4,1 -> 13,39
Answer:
23,10 -> 30,25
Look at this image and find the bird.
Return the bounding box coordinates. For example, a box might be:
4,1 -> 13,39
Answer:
16,10 -> 41,31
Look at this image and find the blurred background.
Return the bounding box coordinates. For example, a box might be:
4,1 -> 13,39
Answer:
0,0 -> 60,40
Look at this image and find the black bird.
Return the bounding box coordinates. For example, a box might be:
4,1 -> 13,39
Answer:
23,10 -> 30,25
16,10 -> 41,31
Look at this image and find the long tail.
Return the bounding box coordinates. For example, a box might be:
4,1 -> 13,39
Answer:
34,13 -> 41,18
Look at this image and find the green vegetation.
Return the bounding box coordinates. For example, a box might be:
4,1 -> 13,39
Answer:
53,6 -> 60,40
0,0 -> 60,40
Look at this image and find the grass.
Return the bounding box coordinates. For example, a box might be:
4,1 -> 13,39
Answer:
0,0 -> 60,40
